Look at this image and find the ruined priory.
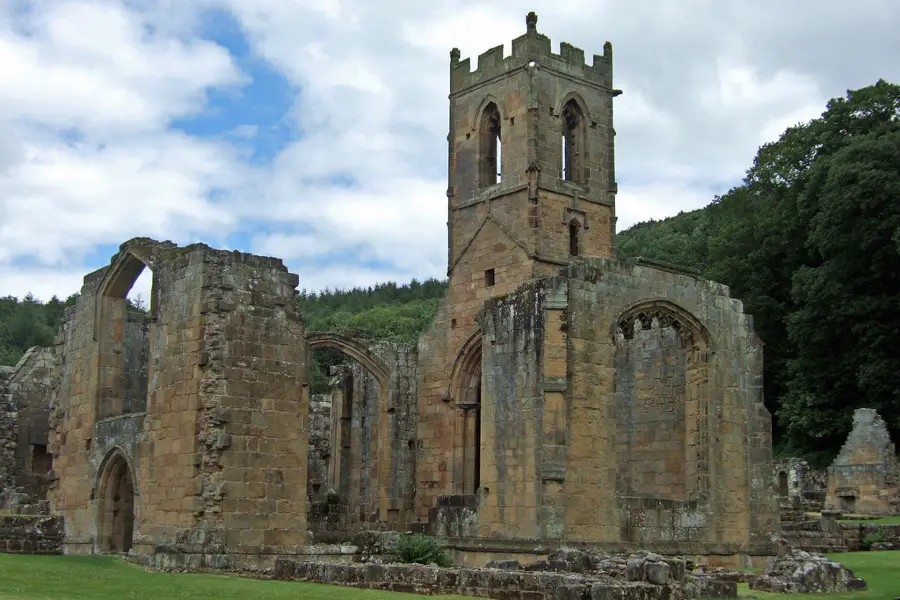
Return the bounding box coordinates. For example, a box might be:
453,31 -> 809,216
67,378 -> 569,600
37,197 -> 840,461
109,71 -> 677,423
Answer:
1,13 -> 784,568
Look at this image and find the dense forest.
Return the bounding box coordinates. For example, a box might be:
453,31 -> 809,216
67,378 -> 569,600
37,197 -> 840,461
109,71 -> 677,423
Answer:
1,79 -> 897,464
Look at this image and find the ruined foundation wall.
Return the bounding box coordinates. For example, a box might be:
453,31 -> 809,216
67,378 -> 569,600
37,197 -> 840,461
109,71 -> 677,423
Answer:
825,408 -> 900,515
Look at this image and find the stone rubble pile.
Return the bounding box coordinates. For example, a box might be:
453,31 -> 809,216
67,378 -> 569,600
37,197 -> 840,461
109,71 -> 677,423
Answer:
485,548 -> 737,599
748,550 -> 867,594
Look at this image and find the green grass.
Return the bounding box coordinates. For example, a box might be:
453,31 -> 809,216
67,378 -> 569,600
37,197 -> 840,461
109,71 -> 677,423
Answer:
2,551 -> 897,600
0,555 -> 467,600
738,551 -> 900,600
837,515 -> 900,525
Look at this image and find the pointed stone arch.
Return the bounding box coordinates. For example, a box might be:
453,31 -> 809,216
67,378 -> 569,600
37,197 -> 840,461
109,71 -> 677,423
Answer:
306,332 -> 390,395
305,332 -> 395,522
92,240 -> 173,419
93,447 -> 137,554
612,298 -> 713,502
447,330 -> 484,494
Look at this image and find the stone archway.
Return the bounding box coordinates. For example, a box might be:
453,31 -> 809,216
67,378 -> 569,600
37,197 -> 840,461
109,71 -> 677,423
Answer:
306,332 -> 395,522
95,449 -> 136,554
777,471 -> 789,498
448,330 -> 484,495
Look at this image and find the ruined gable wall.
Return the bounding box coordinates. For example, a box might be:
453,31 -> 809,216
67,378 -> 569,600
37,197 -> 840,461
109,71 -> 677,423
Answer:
826,408 -> 900,515
563,258 -> 778,555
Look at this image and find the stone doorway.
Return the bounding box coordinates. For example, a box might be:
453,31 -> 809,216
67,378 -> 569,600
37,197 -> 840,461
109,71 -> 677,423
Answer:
777,471 -> 789,497
96,451 -> 135,554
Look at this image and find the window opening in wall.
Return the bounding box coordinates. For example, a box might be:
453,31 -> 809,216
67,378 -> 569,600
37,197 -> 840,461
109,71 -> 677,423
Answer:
484,269 -> 495,287
479,103 -> 502,188
569,220 -> 580,256
562,99 -> 584,183
777,471 -> 789,497
30,444 -> 52,474
97,257 -> 154,420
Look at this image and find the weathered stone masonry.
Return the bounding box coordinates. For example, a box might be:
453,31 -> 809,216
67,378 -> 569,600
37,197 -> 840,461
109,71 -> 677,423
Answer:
825,408 -> 899,515
38,11 -> 783,569
1,347 -> 55,512
49,238 -> 307,567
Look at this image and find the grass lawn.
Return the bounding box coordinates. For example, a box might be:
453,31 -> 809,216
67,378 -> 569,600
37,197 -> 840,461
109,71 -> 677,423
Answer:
837,515 -> 900,525
1,551 -> 896,600
738,550 -> 900,600
0,554 -> 467,600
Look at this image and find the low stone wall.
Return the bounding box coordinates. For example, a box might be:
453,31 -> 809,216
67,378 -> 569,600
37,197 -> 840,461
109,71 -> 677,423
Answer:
0,515 -> 63,554
273,560 -> 736,600
841,523 -> 900,551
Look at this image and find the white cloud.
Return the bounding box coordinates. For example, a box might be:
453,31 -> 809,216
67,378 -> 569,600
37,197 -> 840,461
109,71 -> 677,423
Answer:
2,0 -> 900,301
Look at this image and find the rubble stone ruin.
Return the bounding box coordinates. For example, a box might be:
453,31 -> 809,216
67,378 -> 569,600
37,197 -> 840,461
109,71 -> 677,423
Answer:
825,408 -> 900,516
2,12 -> 782,570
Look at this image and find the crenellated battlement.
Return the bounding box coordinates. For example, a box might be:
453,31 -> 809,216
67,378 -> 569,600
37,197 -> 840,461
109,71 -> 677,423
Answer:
450,12 -> 613,94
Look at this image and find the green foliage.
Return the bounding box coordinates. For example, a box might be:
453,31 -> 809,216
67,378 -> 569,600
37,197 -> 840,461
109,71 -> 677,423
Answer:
395,533 -> 452,567
615,78 -> 900,460
300,279 -> 447,394
0,294 -> 75,367
861,529 -> 886,550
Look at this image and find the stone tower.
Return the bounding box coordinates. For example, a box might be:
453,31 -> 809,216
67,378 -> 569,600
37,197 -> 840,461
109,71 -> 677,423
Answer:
446,11 -> 620,290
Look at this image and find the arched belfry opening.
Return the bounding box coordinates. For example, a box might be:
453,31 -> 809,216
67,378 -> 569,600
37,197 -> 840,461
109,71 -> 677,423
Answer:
95,450 -> 136,554
479,102 -> 502,188
561,98 -> 586,183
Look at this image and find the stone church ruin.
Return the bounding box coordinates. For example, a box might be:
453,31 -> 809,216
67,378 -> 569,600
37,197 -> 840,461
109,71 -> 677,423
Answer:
1,13 -> 788,570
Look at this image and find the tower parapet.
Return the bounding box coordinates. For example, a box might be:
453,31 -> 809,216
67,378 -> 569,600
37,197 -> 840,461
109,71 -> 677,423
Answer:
450,12 -> 614,95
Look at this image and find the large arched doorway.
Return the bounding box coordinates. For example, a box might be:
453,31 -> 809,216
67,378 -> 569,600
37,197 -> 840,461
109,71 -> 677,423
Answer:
449,331 -> 484,495
95,450 -> 136,553
305,333 -> 395,524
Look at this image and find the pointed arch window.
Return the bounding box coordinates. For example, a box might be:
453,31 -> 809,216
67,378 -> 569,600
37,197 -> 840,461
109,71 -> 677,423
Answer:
561,99 -> 586,183
479,102 -> 502,188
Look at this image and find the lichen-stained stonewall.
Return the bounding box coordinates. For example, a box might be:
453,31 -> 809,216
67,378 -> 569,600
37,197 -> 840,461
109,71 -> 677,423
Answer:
48,238 -> 307,568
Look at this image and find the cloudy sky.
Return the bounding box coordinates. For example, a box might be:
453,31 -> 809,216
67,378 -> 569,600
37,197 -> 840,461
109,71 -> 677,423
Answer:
1,0 -> 898,303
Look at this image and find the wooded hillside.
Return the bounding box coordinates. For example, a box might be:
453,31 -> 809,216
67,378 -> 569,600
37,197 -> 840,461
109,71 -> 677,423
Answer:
2,79 -> 897,464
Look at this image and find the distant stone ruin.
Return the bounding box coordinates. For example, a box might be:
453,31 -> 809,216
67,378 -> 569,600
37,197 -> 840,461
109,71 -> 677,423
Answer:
825,408 -> 900,516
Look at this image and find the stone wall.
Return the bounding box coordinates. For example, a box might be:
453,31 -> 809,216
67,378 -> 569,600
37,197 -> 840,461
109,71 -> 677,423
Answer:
0,347 -> 54,511
49,238 -> 308,565
424,257 -> 779,562
0,366 -> 14,495
825,408 -> 900,515
308,393 -> 332,497
0,515 -> 63,554
272,560 -> 712,600
773,458 -> 826,511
